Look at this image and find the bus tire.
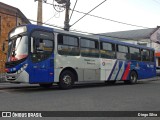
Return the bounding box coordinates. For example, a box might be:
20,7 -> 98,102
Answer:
59,70 -> 75,89
125,71 -> 137,84
39,83 -> 53,88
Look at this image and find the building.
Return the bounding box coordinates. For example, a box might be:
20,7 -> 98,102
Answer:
100,27 -> 160,67
0,2 -> 30,74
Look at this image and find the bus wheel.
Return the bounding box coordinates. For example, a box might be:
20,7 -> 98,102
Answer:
59,70 -> 75,89
39,83 -> 53,88
125,71 -> 137,84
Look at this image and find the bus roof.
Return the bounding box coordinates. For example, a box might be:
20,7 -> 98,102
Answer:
27,24 -> 53,33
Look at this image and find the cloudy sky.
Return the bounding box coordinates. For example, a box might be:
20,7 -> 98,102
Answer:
1,0 -> 160,33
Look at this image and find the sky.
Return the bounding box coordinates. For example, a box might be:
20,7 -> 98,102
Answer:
1,0 -> 160,34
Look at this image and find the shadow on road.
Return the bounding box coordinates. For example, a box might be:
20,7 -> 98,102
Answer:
0,78 -> 159,93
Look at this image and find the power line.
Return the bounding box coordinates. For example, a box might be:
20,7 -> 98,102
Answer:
71,9 -> 150,29
28,18 -> 64,29
42,1 -> 150,29
43,0 -> 61,24
43,12 -> 60,23
69,0 -> 78,22
0,11 -> 151,40
36,0 -> 64,9
70,0 -> 107,27
0,11 -> 64,29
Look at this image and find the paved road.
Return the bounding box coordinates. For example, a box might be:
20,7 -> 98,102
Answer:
0,77 -> 160,119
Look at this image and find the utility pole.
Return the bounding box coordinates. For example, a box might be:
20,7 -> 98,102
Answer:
64,0 -> 70,31
35,0 -> 43,25
55,0 -> 70,31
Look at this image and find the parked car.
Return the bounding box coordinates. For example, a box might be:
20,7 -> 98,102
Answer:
156,67 -> 160,76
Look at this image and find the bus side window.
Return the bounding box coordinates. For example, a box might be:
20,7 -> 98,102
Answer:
141,49 -> 150,62
100,42 -> 116,59
130,47 -> 141,61
57,34 -> 80,56
150,50 -> 155,62
80,38 -> 99,58
31,31 -> 54,62
116,45 -> 130,60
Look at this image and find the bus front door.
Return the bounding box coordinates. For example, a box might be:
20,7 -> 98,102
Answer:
29,30 -> 54,83
30,57 -> 54,84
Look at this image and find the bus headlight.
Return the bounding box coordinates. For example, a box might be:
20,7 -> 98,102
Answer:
17,64 -> 28,74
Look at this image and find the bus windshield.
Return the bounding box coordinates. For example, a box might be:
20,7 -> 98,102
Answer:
8,36 -> 28,62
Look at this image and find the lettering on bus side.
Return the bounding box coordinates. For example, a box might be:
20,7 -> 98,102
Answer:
84,59 -> 95,62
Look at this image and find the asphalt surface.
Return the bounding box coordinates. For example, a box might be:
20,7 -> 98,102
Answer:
0,77 -> 160,119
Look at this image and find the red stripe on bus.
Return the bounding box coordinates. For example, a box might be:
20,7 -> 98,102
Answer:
122,63 -> 131,80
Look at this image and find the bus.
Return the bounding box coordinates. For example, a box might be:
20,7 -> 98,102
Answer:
4,24 -> 156,89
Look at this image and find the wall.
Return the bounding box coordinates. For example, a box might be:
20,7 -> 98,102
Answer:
0,7 -> 16,73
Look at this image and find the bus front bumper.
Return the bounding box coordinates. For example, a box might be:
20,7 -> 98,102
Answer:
6,70 -> 29,83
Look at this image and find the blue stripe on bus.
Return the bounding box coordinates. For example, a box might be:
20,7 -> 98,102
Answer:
108,60 -> 118,80
115,61 -> 123,80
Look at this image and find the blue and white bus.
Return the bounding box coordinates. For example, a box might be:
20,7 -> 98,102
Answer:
4,24 -> 156,89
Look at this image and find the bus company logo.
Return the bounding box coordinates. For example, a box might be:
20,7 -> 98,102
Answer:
2,112 -> 11,117
102,62 -> 105,66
